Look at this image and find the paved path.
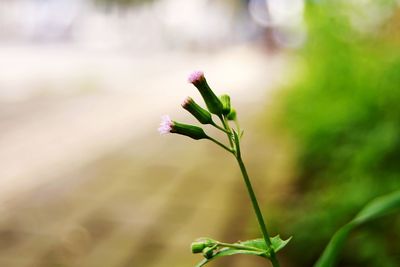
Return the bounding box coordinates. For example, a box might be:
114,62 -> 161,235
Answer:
0,44 -> 286,202
0,44 -> 288,267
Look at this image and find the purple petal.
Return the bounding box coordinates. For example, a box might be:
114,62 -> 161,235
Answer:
188,70 -> 204,84
158,115 -> 173,134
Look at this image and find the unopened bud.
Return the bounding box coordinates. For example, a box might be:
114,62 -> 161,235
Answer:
191,241 -> 206,254
171,122 -> 208,140
188,71 -> 223,115
227,109 -> 237,121
202,246 -> 216,259
219,94 -> 231,115
158,115 -> 208,140
182,97 -> 213,124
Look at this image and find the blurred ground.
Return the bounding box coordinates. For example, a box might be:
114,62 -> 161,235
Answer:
0,43 -> 288,267
6,1 -> 397,266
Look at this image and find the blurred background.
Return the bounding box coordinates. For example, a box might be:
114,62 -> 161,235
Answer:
0,0 -> 399,266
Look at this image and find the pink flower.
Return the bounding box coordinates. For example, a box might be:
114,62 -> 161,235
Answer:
158,115 -> 173,134
188,70 -> 204,84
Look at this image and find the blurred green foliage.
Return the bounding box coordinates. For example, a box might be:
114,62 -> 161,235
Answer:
273,1 -> 400,266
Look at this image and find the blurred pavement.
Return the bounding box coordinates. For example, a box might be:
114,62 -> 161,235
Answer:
0,43 -> 289,267
0,44 -> 286,202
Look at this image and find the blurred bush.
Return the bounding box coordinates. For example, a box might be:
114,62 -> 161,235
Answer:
272,1 -> 400,266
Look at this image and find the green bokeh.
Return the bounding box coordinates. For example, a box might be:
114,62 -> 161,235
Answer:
273,1 -> 400,266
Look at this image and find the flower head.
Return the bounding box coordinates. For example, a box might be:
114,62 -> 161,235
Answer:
181,97 -> 193,108
158,115 -> 208,140
188,70 -> 205,84
158,115 -> 173,134
187,71 -> 223,115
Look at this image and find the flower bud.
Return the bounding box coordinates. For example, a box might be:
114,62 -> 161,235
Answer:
158,115 -> 208,140
182,97 -> 213,124
219,94 -> 231,115
227,109 -> 237,121
188,71 -> 223,115
172,122 -> 208,140
202,246 -> 216,259
191,241 -> 206,254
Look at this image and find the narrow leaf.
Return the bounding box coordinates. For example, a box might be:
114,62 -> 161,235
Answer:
352,190 -> 400,224
314,224 -> 354,267
314,190 -> 400,267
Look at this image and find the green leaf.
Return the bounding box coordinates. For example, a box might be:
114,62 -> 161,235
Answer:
194,247 -> 269,267
240,238 -> 268,250
271,235 -> 293,252
210,247 -> 268,259
314,190 -> 400,267
352,190 -> 400,224
194,235 -> 291,267
240,235 -> 292,253
194,247 -> 266,267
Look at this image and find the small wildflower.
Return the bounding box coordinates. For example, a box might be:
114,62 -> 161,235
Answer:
182,97 -> 213,124
188,71 -> 223,115
158,115 -> 208,140
158,115 -> 173,134
188,70 -> 205,84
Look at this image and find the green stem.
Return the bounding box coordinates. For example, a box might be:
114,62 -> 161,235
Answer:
217,114 -> 279,266
219,115 -> 234,148
208,136 -> 234,153
234,118 -> 241,137
270,255 -> 280,267
236,155 -> 280,267
211,121 -> 230,134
